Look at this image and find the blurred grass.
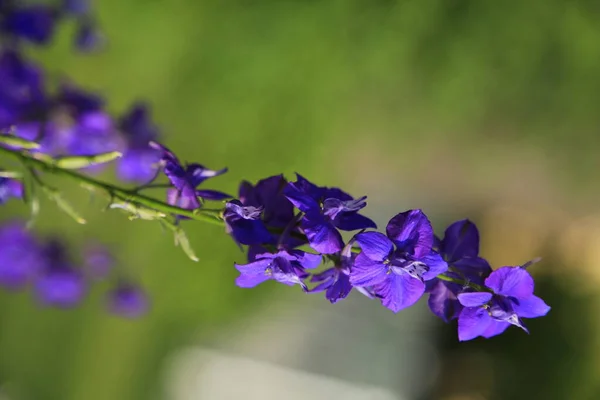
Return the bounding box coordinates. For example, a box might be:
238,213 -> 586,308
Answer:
1,0 -> 600,399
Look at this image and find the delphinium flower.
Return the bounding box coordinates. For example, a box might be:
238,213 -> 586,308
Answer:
116,103 -> 162,183
105,281 -> 149,318
0,175 -> 23,204
309,241 -> 355,303
235,249 -> 322,291
350,209 -> 448,312
456,265 -> 551,341
150,141 -> 231,211
0,1 -> 57,45
54,82 -> 123,162
283,174 -> 376,254
427,219 -> 492,322
62,0 -> 103,51
0,50 -> 47,138
34,238 -> 87,308
0,221 -> 44,289
83,241 -> 115,280
228,174 -> 302,259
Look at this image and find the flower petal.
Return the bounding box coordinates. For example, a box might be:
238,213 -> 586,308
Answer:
325,273 -> 353,304
374,272 -> 425,313
419,251 -> 448,280
441,219 -> 480,261
196,189 -> 232,201
458,307 -> 493,341
427,280 -> 462,322
349,252 -> 387,287
354,231 -> 393,261
512,295 -> 551,319
234,258 -> 271,288
302,215 -> 343,254
386,209 -> 434,258
294,251 -> 322,270
458,292 -> 493,307
485,266 -> 534,299
482,320 -> 511,338
333,213 -> 377,231
283,174 -> 321,213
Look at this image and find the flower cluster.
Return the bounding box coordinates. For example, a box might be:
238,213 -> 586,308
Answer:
0,221 -> 148,317
0,1 -> 551,342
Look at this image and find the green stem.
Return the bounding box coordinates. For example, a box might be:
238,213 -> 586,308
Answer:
0,146 -> 225,226
436,273 -> 487,292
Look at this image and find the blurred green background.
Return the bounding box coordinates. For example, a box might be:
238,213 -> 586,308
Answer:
2,0 -> 600,399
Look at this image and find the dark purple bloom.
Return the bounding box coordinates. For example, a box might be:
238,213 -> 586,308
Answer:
150,141 -> 230,211
224,200 -> 273,246
106,282 -> 149,318
34,240 -> 86,308
457,266 -> 551,341
65,111 -> 123,158
0,50 -> 46,130
0,221 -> 43,289
310,243 -> 354,303
235,249 -> 321,291
62,0 -> 90,16
116,104 -> 161,182
83,243 -> 114,280
349,210 -> 448,313
284,174 -> 376,254
74,20 -> 103,51
2,6 -> 57,44
427,219 -> 492,322
0,176 -> 23,204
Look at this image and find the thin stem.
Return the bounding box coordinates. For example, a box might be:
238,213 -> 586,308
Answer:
0,146 -> 225,226
436,273 -> 487,292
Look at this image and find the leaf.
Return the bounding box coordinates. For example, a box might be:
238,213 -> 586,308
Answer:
160,219 -> 199,262
43,187 -> 86,224
0,133 -> 40,149
54,151 -> 122,169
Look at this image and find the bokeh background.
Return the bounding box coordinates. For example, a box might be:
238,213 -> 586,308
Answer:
2,0 -> 600,399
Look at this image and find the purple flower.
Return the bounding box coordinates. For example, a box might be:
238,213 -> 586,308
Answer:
83,243 -> 114,280
2,5 -> 57,44
0,221 -> 43,289
116,104 -> 161,183
0,176 -> 24,204
310,243 -> 354,303
0,50 -> 46,130
235,249 -> 322,291
427,219 -> 492,322
150,141 -> 231,211
457,266 -> 551,341
224,200 -> 273,246
238,175 -> 305,259
349,210 -> 448,313
65,111 -> 123,158
106,282 -> 149,318
74,19 -> 104,52
34,240 -> 86,308
284,174 -> 376,254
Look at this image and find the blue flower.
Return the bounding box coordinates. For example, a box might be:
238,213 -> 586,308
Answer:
0,221 -> 43,289
116,103 -> 162,183
349,209 -> 448,313
34,240 -> 87,308
105,282 -> 149,318
0,176 -> 23,204
235,249 -> 322,291
2,5 -> 57,44
310,242 -> 355,304
427,219 -> 492,322
284,174 -> 376,254
457,266 -> 551,341
150,141 -> 231,211
224,200 -> 273,246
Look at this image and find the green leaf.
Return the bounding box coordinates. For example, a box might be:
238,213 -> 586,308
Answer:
54,151 -> 123,169
0,133 -> 40,149
42,187 -> 87,224
109,202 -> 167,220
